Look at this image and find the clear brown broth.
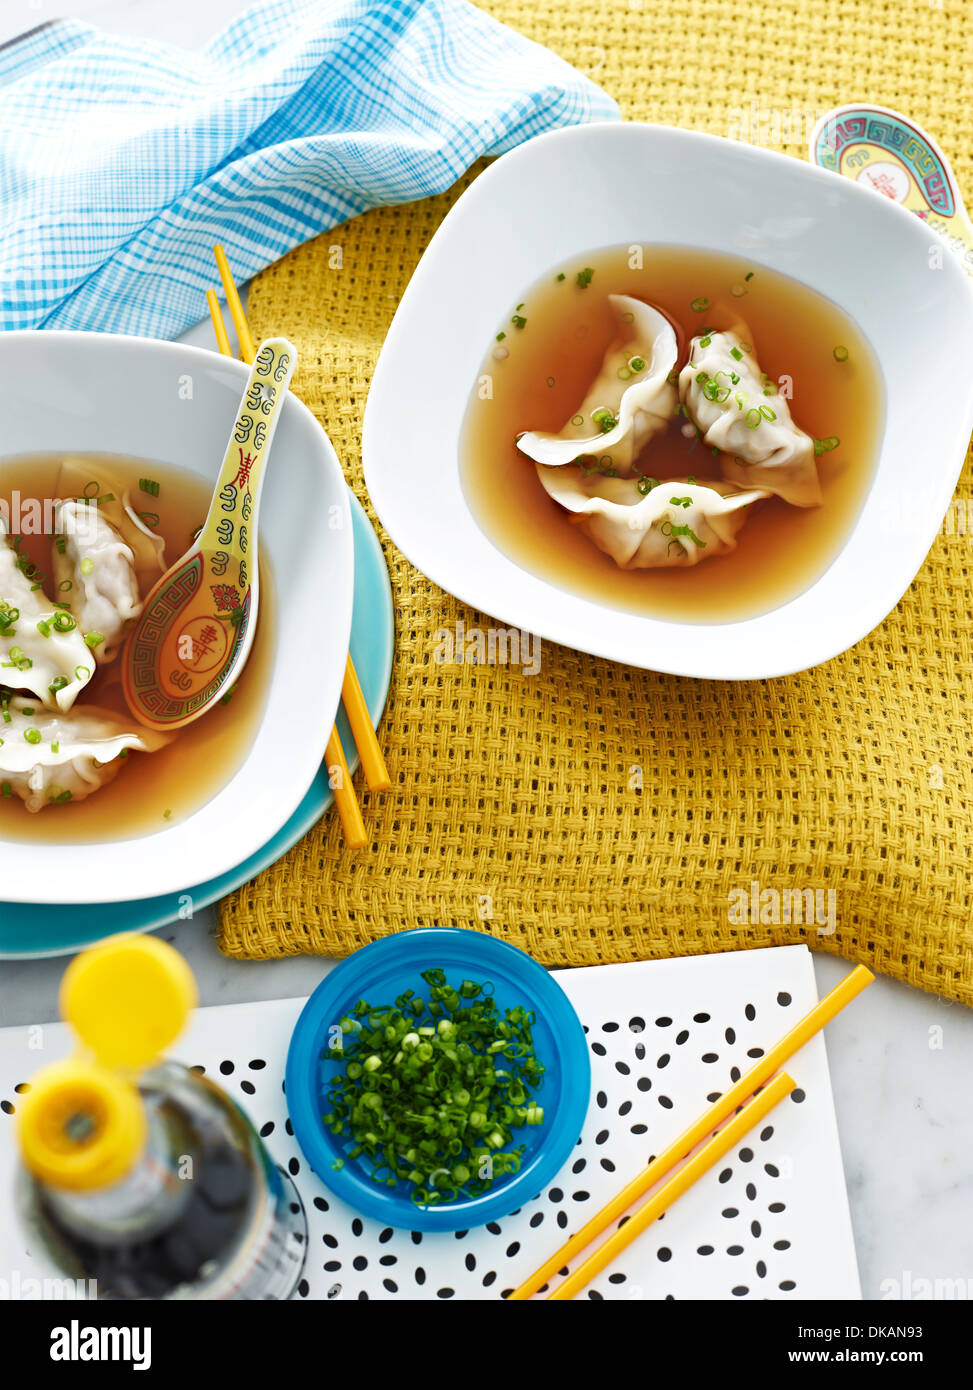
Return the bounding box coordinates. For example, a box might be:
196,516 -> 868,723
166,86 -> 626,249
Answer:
461,245 -> 885,623
0,454 -> 274,844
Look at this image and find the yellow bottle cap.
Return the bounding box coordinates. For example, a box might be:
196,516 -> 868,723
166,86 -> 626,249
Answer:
16,1059 -> 147,1191
60,934 -> 197,1070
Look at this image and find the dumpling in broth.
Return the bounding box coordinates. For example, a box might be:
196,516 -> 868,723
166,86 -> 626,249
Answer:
679,326 -> 821,507
0,695 -> 171,813
53,501 -> 142,664
0,520 -> 93,712
517,296 -> 678,474
54,458 -> 166,594
536,468 -> 767,569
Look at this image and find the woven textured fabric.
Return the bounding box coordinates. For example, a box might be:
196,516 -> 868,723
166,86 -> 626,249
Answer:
0,1 -> 615,338
220,0 -> 973,1005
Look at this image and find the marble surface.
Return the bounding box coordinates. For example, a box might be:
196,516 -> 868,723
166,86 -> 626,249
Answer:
1,0 -> 972,1304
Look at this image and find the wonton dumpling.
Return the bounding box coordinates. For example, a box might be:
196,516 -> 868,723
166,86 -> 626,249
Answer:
679,326 -> 821,507
536,468 -> 768,569
0,520 -> 94,712
0,696 -> 171,813
55,458 -> 166,593
517,296 -> 678,474
53,501 -> 142,664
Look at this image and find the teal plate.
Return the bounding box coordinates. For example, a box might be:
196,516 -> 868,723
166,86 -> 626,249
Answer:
0,494 -> 394,958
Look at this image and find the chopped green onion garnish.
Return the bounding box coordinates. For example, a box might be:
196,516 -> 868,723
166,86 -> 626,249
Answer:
730,346 -> 744,361
48,677 -> 68,695
590,406 -> 617,433
510,314 -> 527,330
4,646 -> 32,672
139,478 -> 161,497
833,345 -> 848,362
24,728 -> 41,745
52,612 -> 77,633
576,267 -> 595,289
84,632 -> 105,650
690,296 -> 709,312
628,355 -> 646,372
321,970 -> 546,1207
556,272 -> 566,281
495,331 -> 506,341
80,557 -> 94,575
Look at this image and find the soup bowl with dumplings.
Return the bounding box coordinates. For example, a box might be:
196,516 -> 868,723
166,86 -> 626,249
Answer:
0,331 -> 353,906
364,121 -> 973,678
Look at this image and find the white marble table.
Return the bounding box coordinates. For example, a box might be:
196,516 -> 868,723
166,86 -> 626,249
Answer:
1,0 -> 971,1304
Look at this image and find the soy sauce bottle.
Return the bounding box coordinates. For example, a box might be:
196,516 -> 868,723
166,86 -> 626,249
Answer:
15,936 -> 307,1300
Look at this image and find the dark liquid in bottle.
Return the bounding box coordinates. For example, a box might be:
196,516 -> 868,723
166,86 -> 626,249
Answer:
32,1066 -> 305,1301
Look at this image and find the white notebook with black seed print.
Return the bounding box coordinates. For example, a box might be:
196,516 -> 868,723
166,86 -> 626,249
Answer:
0,944 -> 859,1300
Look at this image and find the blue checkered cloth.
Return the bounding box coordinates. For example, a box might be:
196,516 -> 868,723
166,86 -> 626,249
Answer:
0,0 -> 617,339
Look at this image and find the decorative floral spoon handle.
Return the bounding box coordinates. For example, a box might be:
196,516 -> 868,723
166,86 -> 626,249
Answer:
123,338 -> 296,730
809,103 -> 973,278
196,337 -> 297,567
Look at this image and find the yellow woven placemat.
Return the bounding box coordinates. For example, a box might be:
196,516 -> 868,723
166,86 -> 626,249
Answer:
219,0 -> 973,1004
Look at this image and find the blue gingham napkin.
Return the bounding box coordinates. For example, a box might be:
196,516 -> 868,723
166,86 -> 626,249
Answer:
0,0 -> 618,339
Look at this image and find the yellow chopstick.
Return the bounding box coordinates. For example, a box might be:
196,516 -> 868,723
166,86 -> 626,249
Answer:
207,281 -> 369,850
342,654 -> 391,791
213,243 -> 255,363
547,1072 -> 797,1300
212,243 -> 391,796
510,962 -> 873,1301
325,727 -> 368,850
205,289 -> 233,357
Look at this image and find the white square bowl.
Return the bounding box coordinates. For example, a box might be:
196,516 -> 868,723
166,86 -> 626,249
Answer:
363,122 -> 973,679
0,332 -> 353,904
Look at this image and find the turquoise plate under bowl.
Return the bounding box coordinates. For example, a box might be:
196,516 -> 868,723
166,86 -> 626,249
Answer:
0,494 -> 394,958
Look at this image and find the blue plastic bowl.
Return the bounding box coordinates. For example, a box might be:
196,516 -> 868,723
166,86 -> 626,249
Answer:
285,929 -> 590,1231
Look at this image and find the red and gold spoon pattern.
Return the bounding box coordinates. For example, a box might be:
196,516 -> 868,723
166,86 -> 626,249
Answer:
123,338 -> 296,730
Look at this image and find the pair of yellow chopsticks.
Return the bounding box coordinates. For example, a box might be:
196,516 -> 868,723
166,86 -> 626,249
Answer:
511,962 -> 874,1301
207,245 -> 390,848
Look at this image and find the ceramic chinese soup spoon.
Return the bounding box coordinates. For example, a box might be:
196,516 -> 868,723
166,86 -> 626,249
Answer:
123,337 -> 297,731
